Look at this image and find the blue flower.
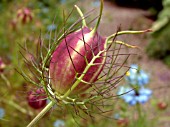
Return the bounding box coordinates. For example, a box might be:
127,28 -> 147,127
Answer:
126,64 -> 149,86
137,70 -> 149,86
129,64 -> 138,74
47,24 -> 57,31
0,108 -> 5,119
126,64 -> 139,85
117,86 -> 134,98
117,87 -> 152,106
53,120 -> 65,127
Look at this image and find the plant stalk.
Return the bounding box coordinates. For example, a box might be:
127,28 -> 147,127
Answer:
136,103 -> 142,118
74,5 -> 87,27
106,29 -> 151,42
27,101 -> 55,127
91,0 -> 104,35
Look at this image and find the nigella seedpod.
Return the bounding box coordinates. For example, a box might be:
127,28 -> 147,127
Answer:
49,1 -> 107,96
50,27 -> 106,95
27,88 -> 47,109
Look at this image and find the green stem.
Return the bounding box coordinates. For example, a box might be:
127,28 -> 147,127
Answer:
2,99 -> 33,116
136,103 -> 142,119
106,29 -> 151,43
0,74 -> 11,88
27,101 -> 55,127
91,0 -> 104,35
74,5 -> 87,27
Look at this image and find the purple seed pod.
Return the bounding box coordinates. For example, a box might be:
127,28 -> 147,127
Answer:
27,88 -> 47,109
50,27 -> 106,95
